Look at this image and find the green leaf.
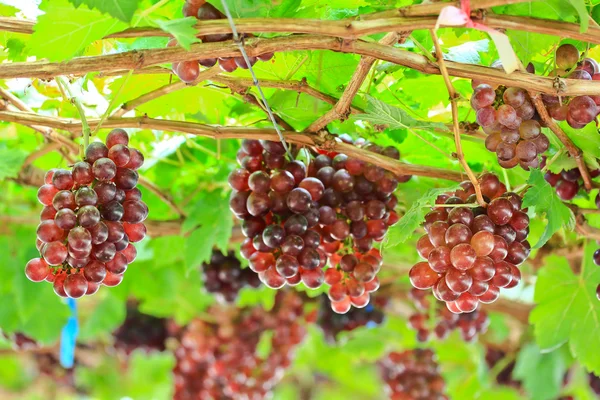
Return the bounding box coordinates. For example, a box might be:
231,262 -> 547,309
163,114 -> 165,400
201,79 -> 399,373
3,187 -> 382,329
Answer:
355,96 -> 446,132
69,0 -> 139,23
184,191 -> 233,271
568,0 -> 589,33
30,0 -> 127,62
522,169 -> 575,249
386,185 -> 460,246
78,293 -> 126,340
0,148 -> 27,181
154,18 -> 201,51
530,243 -> 600,374
513,343 -> 567,400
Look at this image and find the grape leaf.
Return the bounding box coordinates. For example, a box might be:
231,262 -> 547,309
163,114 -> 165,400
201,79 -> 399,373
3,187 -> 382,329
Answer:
69,0 -> 139,23
78,293 -> 126,340
522,169 -> 575,249
568,0 -> 589,33
183,191 -> 233,272
355,96 -> 447,132
385,185 -> 460,247
559,121 -> 600,161
31,0 -> 127,61
530,243 -> 600,375
513,343 -> 567,400
0,147 -> 26,181
154,18 -> 201,51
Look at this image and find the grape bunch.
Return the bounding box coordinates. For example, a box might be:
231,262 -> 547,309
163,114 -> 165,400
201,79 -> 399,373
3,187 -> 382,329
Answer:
408,288 -> 489,342
543,44 -> 600,129
173,292 -> 305,400
590,373 -> 600,395
472,81 -> 550,170
316,294 -> 386,343
112,303 -> 168,354
2,332 -> 38,351
485,348 -> 521,388
379,349 -> 447,400
409,173 -> 528,313
228,137 -> 407,313
25,129 -> 147,298
173,1 -> 274,83
201,249 -> 261,303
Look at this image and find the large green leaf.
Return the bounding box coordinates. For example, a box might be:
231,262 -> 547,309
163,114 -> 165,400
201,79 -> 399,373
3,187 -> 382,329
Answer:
530,243 -> 600,374
386,184 -> 460,247
0,147 -> 26,181
513,343 -> 567,400
355,96 -> 447,132
522,169 -> 575,249
69,0 -> 139,23
154,17 -> 201,50
183,190 -> 233,272
31,0 -> 127,61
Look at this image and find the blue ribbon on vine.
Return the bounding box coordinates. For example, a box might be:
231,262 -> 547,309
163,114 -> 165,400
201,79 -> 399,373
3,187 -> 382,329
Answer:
59,298 -> 78,368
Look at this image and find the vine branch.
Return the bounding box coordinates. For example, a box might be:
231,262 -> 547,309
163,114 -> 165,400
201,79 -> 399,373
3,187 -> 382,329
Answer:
430,30 -> 485,205
306,32 -> 402,132
1,36 -> 599,98
529,92 -> 593,191
0,110 -> 464,182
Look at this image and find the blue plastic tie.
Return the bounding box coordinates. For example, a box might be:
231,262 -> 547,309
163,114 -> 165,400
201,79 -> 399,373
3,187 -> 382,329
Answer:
59,298 -> 78,368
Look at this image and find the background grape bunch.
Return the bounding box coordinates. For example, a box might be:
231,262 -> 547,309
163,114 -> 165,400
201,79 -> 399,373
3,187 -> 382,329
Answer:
544,44 -> 600,129
473,80 -> 550,170
228,137 -> 408,314
316,294 -> 386,343
201,249 -> 261,303
173,0 -> 275,83
409,173 -> 527,313
408,288 -> 489,342
172,292 -> 305,400
25,129 -> 148,298
378,349 -> 447,400
112,302 -> 169,354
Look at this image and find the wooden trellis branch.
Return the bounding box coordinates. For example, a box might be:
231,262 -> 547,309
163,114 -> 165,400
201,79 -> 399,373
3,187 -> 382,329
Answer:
306,32 -> 401,132
1,0 -> 597,45
1,36 -> 600,98
0,110 -> 465,182
529,92 -> 593,191
431,30 -> 486,206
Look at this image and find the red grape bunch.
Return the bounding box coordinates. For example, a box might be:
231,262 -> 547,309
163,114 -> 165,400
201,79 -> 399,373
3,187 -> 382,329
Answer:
173,1 -> 275,83
25,129 -> 147,298
543,44 -> 600,129
316,294 -> 386,343
409,173 -> 528,314
379,349 -> 447,400
408,288 -> 490,342
472,80 -> 550,170
112,302 -> 168,354
228,137 -> 408,314
173,292 -> 305,400
201,249 -> 261,303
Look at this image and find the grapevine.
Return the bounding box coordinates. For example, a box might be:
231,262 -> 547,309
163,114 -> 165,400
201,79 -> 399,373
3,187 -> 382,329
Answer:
228,137 -> 407,313
172,292 -> 305,400
409,173 -> 527,313
378,349 -> 447,400
25,129 -> 148,298
408,288 -> 490,342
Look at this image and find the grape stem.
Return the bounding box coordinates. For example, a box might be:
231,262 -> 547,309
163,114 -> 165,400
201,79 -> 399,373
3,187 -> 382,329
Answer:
305,32 -> 402,133
218,0 -> 293,160
55,77 -> 90,153
430,29 -> 486,206
529,92 -> 593,191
